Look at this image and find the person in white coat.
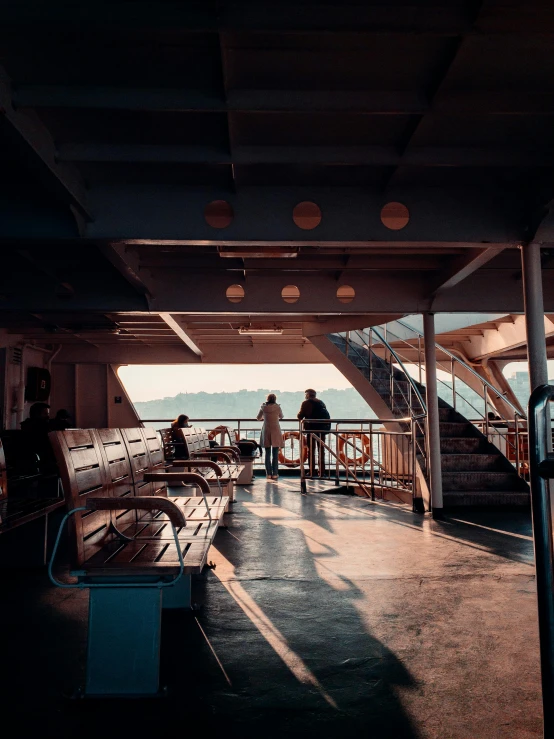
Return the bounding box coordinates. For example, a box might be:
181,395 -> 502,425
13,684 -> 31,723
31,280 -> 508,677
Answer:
256,393 -> 284,480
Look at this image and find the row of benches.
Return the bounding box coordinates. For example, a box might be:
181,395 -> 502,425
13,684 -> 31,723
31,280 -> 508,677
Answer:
47,426 -> 244,697
0,424 -> 247,562
160,426 -> 246,500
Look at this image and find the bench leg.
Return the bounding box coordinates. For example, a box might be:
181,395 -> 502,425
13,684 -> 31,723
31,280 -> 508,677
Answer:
85,587 -> 162,697
162,574 -> 191,609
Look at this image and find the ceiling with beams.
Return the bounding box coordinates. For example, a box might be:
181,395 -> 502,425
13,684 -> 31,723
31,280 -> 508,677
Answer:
1,1 -> 554,362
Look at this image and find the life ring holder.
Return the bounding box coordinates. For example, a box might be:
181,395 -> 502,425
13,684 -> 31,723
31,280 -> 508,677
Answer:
337,433 -> 371,466
278,431 -> 309,467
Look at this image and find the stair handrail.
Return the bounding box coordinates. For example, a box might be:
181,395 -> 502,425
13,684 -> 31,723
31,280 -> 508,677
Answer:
395,319 -> 525,420
368,325 -> 494,425
369,327 -> 428,415
378,319 -> 528,478
330,330 -> 428,505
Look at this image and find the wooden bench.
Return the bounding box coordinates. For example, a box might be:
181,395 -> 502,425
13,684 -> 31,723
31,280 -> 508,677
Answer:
121,427 -> 229,521
48,428 -> 228,697
161,426 -> 244,501
0,437 -> 64,563
177,427 -> 244,501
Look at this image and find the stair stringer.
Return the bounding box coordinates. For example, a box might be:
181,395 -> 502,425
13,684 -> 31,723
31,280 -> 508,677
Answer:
309,334 -> 430,507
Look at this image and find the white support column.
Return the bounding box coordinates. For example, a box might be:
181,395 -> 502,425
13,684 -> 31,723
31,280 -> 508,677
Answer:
423,312 -> 444,517
521,243 -> 549,392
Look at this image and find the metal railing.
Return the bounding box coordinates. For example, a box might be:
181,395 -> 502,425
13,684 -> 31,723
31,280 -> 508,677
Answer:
394,319 -> 527,476
298,418 -> 418,503
334,320 -> 529,477
528,384 -> 554,736
331,328 -> 428,478
139,417 -> 423,507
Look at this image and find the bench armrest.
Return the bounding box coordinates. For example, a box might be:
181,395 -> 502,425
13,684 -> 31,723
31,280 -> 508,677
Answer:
215,446 -> 241,462
85,496 -> 187,527
193,451 -> 233,464
169,460 -> 224,476
143,471 -> 211,496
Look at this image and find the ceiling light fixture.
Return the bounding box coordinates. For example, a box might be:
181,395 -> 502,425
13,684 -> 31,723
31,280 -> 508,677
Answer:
219,247 -> 298,258
238,326 -> 284,335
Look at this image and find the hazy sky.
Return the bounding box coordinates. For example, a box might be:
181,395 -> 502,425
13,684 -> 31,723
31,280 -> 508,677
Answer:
118,359 -> 554,403
118,364 -> 352,402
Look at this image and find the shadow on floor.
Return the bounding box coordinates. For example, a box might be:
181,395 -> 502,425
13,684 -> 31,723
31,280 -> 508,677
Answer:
0,480 -> 423,738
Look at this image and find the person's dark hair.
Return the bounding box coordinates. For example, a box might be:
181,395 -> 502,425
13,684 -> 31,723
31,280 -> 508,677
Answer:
55,408 -> 71,420
173,414 -> 189,428
266,393 -> 277,404
305,388 -> 317,397
29,402 -> 50,419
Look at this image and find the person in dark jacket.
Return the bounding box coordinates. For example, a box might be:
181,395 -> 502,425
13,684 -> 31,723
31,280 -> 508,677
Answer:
20,402 -> 57,473
297,388 -> 329,477
49,408 -> 73,431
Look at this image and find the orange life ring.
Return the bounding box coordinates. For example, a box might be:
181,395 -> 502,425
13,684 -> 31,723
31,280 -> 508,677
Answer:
338,433 -> 371,466
278,431 -> 309,467
208,425 -> 230,442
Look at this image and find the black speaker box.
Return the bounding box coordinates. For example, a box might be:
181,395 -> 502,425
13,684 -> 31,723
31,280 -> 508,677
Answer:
25,367 -> 51,402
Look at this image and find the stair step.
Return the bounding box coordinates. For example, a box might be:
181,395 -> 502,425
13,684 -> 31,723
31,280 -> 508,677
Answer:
441,454 -> 505,471
443,491 -> 529,507
440,438 -> 486,454
442,471 -> 527,492
437,422 -> 476,437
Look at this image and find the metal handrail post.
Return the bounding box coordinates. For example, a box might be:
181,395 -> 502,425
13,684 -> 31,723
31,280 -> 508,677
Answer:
411,420 -> 417,510
528,384 -> 554,737
484,385 -> 489,437
299,420 -> 307,494
515,413 -> 521,477
418,335 -> 422,385
369,329 -> 373,382
369,425 -> 375,500
451,358 -> 456,411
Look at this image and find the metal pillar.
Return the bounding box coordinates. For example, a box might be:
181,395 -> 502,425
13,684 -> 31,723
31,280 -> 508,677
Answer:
522,243 -> 549,391
528,385 -> 554,738
423,313 -> 443,517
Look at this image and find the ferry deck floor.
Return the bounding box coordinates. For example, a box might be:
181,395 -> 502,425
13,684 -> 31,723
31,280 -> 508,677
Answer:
0,477 -> 541,739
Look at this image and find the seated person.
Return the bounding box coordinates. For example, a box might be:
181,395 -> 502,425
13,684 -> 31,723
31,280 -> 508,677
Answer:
20,402 -> 58,474
49,408 -> 73,431
171,414 -> 191,458
487,411 -> 508,429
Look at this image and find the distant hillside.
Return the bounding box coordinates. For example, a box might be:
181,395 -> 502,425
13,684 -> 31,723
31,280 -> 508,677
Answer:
134,387 -> 376,424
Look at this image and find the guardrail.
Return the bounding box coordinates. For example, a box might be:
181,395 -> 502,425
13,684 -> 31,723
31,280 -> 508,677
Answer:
139,417 -> 422,507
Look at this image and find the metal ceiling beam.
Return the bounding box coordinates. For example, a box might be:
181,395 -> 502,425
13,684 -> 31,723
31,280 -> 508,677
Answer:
430,246 -> 506,298
17,87 -> 554,116
51,342 -> 326,365
460,314 -> 554,361
384,2 -> 484,192
0,67 -> 91,219
15,86 -> 427,114
0,4 -> 473,33
138,255 -> 448,270
87,185 -> 527,244
57,143 -> 554,167
112,241 -> 519,250
158,313 -> 204,357
97,244 -> 153,301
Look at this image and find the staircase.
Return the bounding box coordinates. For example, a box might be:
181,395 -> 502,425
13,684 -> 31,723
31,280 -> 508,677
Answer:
327,333 -> 529,508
